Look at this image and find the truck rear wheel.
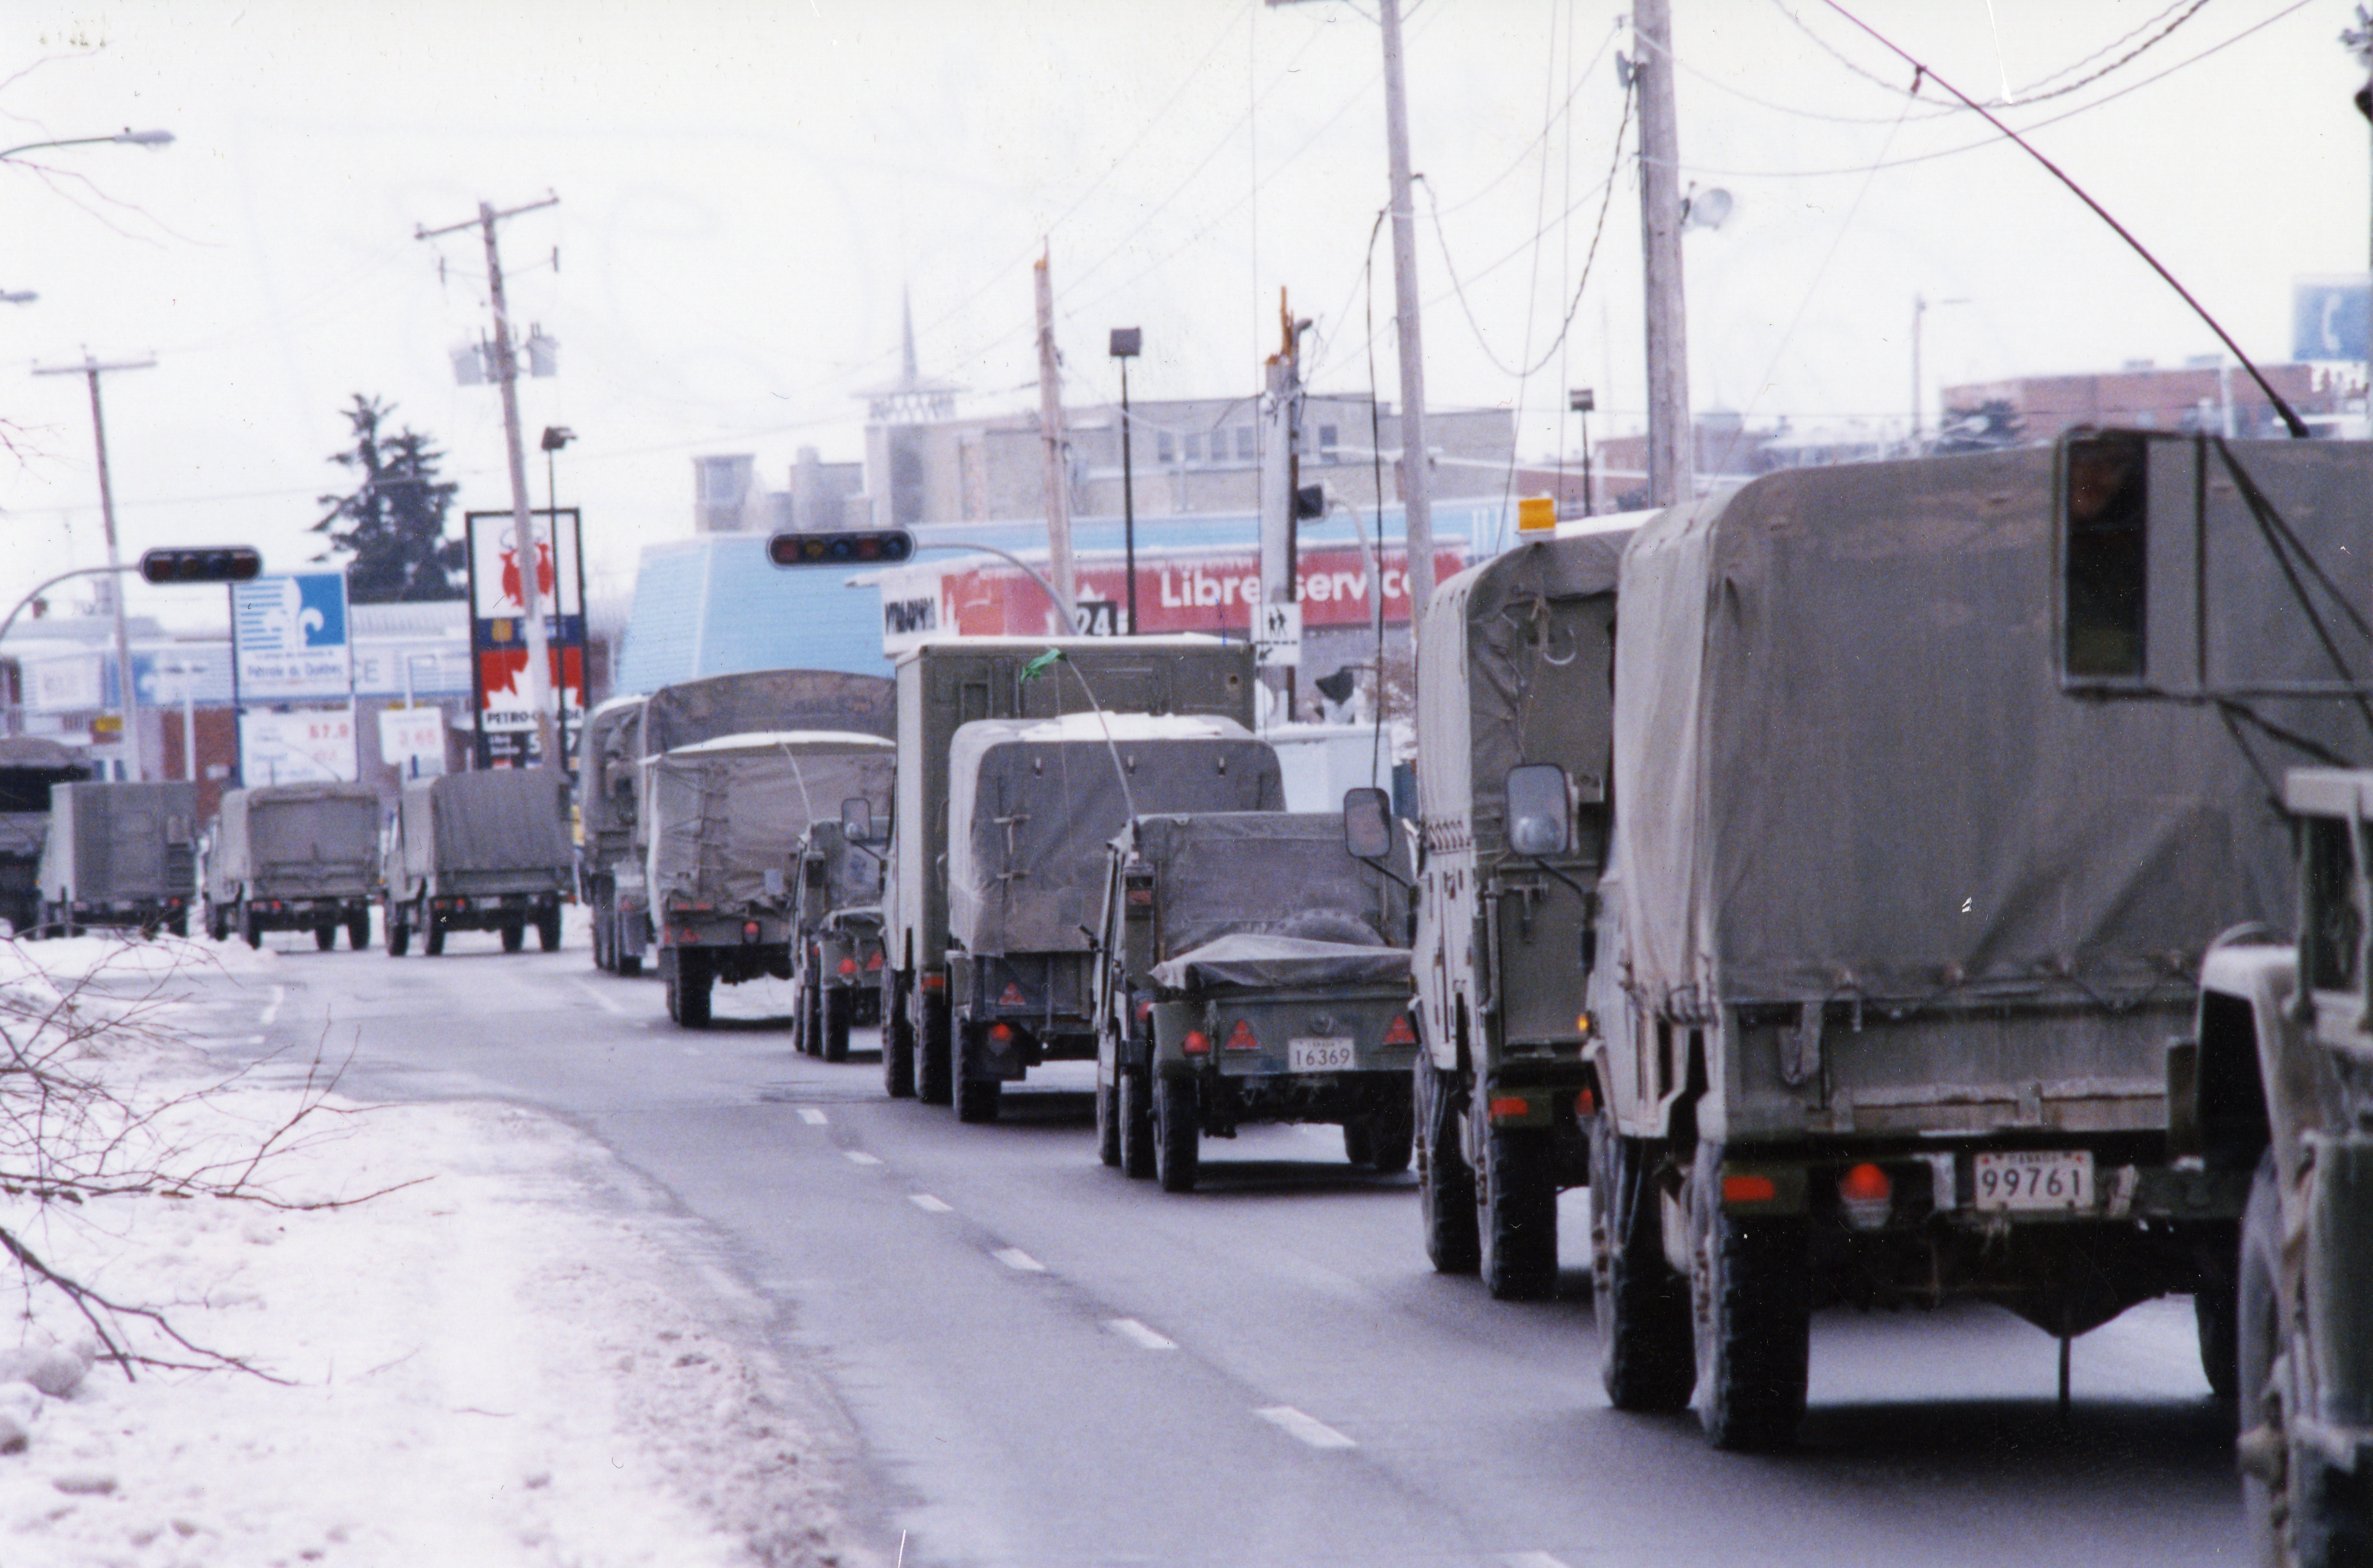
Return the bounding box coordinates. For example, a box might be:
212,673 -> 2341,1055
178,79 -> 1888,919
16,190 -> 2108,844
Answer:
314,925 -> 336,952
1689,1145 -> 1810,1451
424,916 -> 445,957
1094,1042 -> 1122,1168
1476,1123 -> 1557,1299
501,920 -> 525,954
537,908 -> 562,953
385,903 -> 409,957
1154,1073 -> 1199,1193
1366,1101 -> 1414,1175
955,1073 -> 1001,1124
241,907 -> 261,950
1590,1117 -> 1695,1413
667,949 -> 712,1028
348,913 -> 370,950
821,987 -> 851,1063
1418,1065 -> 1481,1273
1344,1118 -> 1374,1167
2195,1222 -> 2240,1403
1118,1067 -> 1156,1179
917,990 -> 953,1106
592,911 -> 612,972
882,978 -> 917,1098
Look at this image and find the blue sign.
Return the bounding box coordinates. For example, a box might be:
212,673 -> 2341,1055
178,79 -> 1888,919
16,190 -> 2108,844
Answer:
231,572 -> 352,701
2293,276 -> 2370,363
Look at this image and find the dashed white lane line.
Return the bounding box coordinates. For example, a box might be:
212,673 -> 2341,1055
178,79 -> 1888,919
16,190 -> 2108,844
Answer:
1255,1406 -> 1356,1450
843,1151 -> 883,1167
909,1193 -> 953,1213
992,1247 -> 1047,1274
1503,1555 -> 1574,1568
797,1108 -> 828,1125
259,985 -> 286,1028
571,977 -> 628,1017
1107,1318 -> 1178,1352
236,1035 -> 266,1047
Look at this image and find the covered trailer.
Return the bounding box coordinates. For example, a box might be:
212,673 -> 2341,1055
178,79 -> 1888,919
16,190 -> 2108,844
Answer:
944,713 -> 1283,1122
643,731 -> 895,1028
36,780 -> 198,936
580,694 -> 648,973
383,769 -> 574,956
0,738 -> 88,936
1592,447 -> 2358,1449
204,783 -> 380,950
788,816 -> 889,1063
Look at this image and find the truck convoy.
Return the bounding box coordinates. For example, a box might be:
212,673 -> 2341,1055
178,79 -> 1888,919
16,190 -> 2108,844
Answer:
645,730 -> 896,1028
788,815 -> 889,1062
37,781 -> 198,937
382,769 -> 574,956
1094,806 -> 1415,1192
0,738 -> 87,937
1410,515 -> 1639,1298
944,712 -> 1283,1122
204,783 -> 379,949
881,637 -> 1256,1109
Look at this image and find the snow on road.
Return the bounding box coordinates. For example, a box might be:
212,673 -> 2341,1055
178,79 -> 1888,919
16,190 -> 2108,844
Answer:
0,935 -> 875,1568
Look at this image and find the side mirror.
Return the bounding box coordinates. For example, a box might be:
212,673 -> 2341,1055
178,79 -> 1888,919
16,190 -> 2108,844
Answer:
1505,764 -> 1572,856
1342,787 -> 1394,861
841,797 -> 874,841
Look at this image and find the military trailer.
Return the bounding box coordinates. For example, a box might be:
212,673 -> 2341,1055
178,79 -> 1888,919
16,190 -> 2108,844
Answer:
36,780 -> 198,936
1590,445 -> 2360,1451
204,783 -> 379,950
1093,807 -> 1415,1192
580,694 -> 649,974
382,769 -> 573,956
944,713 -> 1283,1123
0,738 -> 87,936
588,671 -> 895,976
1410,515 -> 1641,1298
881,637 -> 1255,1106
645,732 -> 895,1029
788,814 -> 889,1063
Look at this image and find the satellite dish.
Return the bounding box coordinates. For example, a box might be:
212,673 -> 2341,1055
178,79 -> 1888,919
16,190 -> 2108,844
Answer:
1683,186 -> 1734,232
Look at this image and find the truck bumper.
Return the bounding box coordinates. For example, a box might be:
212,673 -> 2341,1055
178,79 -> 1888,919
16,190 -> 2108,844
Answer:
661,911 -> 793,985
426,891 -> 560,931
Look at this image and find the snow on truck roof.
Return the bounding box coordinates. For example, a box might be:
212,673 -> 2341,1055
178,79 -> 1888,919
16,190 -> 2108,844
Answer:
659,730 -> 897,759
951,712 -> 1255,749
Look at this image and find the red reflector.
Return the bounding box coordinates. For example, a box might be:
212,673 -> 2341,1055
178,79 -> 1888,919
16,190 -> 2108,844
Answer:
989,1023 -> 1013,1043
866,951 -> 882,969
1382,1013 -> 1417,1047
744,921 -> 761,937
1576,1087 -> 1597,1116
921,972 -> 946,991
999,982 -> 1027,1006
1487,1096 -> 1531,1120
1135,999 -> 1153,1023
1224,1019 -> 1259,1051
1723,1173 -> 1778,1204
1183,1030 -> 1212,1055
838,957 -> 858,976
1839,1163 -> 1892,1203
1125,887 -> 1153,906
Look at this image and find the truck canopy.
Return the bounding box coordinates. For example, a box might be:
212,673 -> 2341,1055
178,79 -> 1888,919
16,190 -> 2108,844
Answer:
1127,811 -> 1413,992
947,715 -> 1281,955
39,781 -> 198,901
1612,445 -> 2372,1016
580,695 -> 649,847
400,769 -> 572,880
645,733 -> 895,912
212,783 -> 378,895
639,669 -> 895,757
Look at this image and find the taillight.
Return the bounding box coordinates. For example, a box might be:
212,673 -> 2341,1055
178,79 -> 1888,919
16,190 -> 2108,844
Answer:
1487,1096 -> 1531,1120
989,1023 -> 1013,1043
865,951 -> 882,970
1576,1087 -> 1597,1116
1224,1019 -> 1258,1051
1839,1163 -> 1893,1230
1382,1013 -> 1417,1046
1183,1030 -> 1211,1055
838,957 -> 858,976
1723,1173 -> 1777,1204
743,921 -> 761,939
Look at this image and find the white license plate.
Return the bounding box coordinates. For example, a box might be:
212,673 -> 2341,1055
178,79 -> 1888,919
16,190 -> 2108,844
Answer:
1972,1149 -> 2093,1211
1287,1037 -> 1356,1073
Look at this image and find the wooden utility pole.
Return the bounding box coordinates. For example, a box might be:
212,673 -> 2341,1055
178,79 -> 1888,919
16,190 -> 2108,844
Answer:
1634,0 -> 1694,507
1034,245 -> 1078,625
1379,0 -> 1436,625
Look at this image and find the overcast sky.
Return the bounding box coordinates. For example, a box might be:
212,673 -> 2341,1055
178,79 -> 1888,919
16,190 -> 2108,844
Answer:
1,0 -> 2362,626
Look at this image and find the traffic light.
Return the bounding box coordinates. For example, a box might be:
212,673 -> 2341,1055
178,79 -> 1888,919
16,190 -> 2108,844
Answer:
138,547 -> 263,584
767,529 -> 915,568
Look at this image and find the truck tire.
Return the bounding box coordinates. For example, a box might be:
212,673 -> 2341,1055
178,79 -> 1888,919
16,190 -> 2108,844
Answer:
1417,1064 -> 1481,1274
206,901 -> 229,943
1095,1041 -> 1123,1169
167,913 -> 188,939
667,950 -> 712,1029
592,911 -> 612,972
618,950 -> 641,978
1689,1144 -> 1810,1451
501,920 -> 525,954
348,913 -> 370,950
883,979 -> 917,1098
1118,1066 -> 1156,1179
537,908 -> 562,953
1366,1100 -> 1414,1175
385,903 -> 409,957
2195,1223 -> 2240,1403
241,907 -> 261,950
790,979 -> 813,1057
314,925 -> 336,952
917,991 -> 953,1106
822,987 -> 851,1063
1476,1123 -> 1557,1300
424,916 -> 445,957
1344,1118 -> 1374,1167
955,1073 -> 1001,1124
1590,1116 -> 1694,1413
1154,1073 -> 1199,1193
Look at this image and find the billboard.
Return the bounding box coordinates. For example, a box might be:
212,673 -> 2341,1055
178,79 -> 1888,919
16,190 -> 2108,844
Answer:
377,706 -> 447,780
2293,275 -> 2371,363
464,508 -> 588,765
231,572 -> 352,701
239,706 -> 359,785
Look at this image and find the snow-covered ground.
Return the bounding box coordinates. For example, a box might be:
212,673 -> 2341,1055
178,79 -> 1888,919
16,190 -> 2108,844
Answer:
0,934 -> 875,1568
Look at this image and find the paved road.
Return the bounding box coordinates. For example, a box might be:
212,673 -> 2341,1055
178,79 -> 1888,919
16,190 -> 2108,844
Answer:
184,934 -> 2244,1568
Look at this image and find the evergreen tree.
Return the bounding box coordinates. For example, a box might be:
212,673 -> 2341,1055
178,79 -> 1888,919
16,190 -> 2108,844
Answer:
312,395 -> 465,602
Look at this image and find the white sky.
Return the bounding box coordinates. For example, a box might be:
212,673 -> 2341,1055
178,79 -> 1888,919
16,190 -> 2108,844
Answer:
1,0 -> 2363,625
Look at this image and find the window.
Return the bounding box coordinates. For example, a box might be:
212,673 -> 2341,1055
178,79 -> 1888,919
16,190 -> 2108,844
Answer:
1318,424 -> 1339,460
1185,434 -> 1203,463
1157,430 -> 1175,464
2061,433 -> 2147,679
1236,428 -> 1256,462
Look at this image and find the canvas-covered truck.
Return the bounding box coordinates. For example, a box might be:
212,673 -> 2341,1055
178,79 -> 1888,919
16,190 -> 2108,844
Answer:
585,671 -> 897,978
382,769 -> 574,956
38,781 -> 198,937
945,713 -> 1284,1123
645,732 -> 895,1029
204,783 -> 379,949
881,637 -> 1255,1106
0,738 -> 87,936
1410,514 -> 1643,1298
1092,805 -> 1416,1193
788,813 -> 889,1062
581,694 -> 649,974
1589,444 -> 2367,1452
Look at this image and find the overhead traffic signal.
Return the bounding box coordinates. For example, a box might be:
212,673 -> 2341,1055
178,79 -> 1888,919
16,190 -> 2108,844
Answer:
766,529 -> 916,568
138,547 -> 263,584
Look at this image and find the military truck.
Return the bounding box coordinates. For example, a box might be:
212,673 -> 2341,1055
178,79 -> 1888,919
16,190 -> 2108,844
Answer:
1590,445 -> 2356,1451
881,637 -> 1255,1107
204,783 -> 379,949
382,769 -> 573,956
0,738 -> 88,936
945,712 -> 1283,1122
645,732 -> 895,1029
1093,805 -> 1415,1192
788,812 -> 888,1062
584,671 -> 896,976
1410,515 -> 1641,1298
581,694 -> 649,974
37,781 -> 199,937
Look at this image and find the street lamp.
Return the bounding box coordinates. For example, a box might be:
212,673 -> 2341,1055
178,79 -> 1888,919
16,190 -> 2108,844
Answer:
1568,387 -> 1596,517
1108,329 -> 1141,635
1,129 -> 174,160
1911,294 -> 1970,453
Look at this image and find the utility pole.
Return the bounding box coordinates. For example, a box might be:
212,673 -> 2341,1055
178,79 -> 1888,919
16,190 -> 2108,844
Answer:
1033,245 -> 1078,625
1261,291 -> 1307,716
1633,0 -> 1694,507
33,353 -> 155,780
418,194 -> 560,771
1910,293 -> 1925,454
1378,0 -> 1437,628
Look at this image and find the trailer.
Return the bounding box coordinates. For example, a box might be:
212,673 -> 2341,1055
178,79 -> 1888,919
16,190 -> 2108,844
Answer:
383,769 -> 574,956
0,738 -> 88,937
36,781 -> 198,937
580,694 -> 648,973
204,783 -> 381,950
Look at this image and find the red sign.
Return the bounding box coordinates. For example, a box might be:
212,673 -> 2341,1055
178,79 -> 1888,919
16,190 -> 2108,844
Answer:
938,545 -> 1465,637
